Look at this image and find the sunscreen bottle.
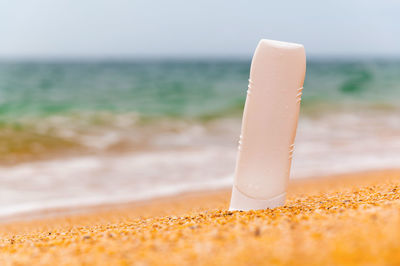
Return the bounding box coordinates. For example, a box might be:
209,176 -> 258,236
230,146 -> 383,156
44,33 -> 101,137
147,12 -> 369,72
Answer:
229,39 -> 306,211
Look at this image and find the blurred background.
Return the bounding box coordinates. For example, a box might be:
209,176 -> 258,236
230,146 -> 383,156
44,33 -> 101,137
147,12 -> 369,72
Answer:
0,0 -> 399,218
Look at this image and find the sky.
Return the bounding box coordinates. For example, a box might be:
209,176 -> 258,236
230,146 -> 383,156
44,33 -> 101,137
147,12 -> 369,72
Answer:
0,0 -> 399,59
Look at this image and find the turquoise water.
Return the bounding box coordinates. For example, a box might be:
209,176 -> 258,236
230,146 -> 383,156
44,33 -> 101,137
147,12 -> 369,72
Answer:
0,59 -> 400,218
1,59 -> 399,163
0,60 -> 399,122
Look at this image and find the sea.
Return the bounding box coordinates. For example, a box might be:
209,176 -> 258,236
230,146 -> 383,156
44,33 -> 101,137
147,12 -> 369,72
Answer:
0,59 -> 399,219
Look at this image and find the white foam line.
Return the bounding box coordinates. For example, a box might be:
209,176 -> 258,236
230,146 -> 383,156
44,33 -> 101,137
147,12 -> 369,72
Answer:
1,110 -> 400,220
0,175 -> 233,219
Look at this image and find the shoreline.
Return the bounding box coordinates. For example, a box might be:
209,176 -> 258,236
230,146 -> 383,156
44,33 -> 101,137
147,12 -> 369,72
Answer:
2,168 -> 399,224
1,109 -> 399,220
1,168 -> 400,264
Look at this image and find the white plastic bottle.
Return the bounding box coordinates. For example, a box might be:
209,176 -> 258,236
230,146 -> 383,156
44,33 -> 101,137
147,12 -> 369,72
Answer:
229,39 -> 306,211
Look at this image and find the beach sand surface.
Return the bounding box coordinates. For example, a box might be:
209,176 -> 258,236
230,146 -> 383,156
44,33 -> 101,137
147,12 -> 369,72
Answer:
1,169 -> 400,265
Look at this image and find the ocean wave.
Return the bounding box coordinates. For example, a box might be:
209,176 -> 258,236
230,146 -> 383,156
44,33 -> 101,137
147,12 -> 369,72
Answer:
0,111 -> 399,219
1,60 -> 400,218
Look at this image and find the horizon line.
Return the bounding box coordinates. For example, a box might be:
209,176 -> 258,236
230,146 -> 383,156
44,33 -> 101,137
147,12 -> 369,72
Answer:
1,54 -> 400,62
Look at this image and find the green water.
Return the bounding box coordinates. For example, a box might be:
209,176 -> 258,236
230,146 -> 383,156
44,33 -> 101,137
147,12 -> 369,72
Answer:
0,59 -> 399,215
0,60 -> 399,122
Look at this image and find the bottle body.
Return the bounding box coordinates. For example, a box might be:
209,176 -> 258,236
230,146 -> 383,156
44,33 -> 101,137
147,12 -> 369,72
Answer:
229,39 -> 306,211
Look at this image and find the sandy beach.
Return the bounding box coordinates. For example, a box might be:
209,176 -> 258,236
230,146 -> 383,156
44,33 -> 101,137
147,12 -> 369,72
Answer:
0,169 -> 399,265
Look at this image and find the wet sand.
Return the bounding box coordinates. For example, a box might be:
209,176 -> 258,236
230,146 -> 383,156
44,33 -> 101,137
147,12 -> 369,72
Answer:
1,169 -> 400,265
